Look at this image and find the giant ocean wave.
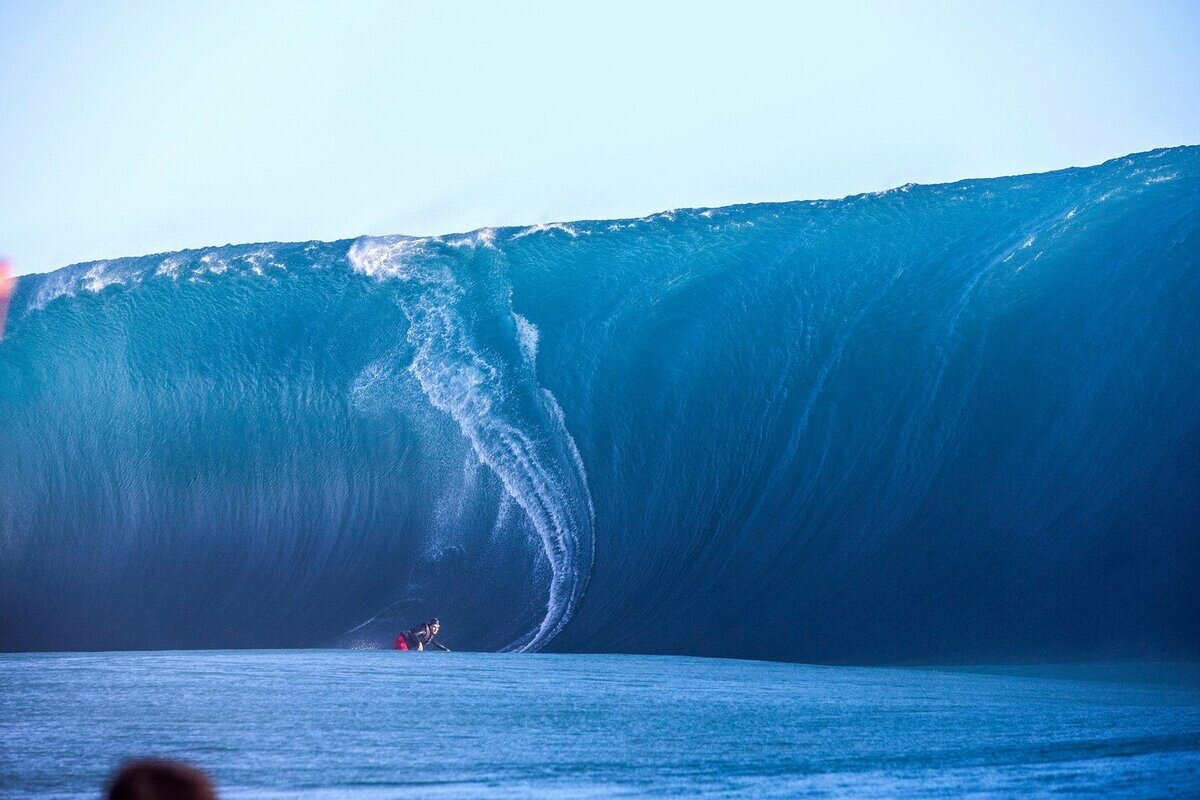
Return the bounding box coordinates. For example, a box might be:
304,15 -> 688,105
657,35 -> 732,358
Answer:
2,148 -> 1198,661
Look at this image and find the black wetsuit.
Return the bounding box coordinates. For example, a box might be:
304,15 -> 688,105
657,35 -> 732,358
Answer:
405,622 -> 449,651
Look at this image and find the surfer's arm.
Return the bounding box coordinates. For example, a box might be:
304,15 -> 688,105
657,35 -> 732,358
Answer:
429,640 -> 451,652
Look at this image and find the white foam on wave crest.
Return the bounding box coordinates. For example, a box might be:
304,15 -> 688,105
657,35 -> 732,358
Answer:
511,222 -> 580,240
23,243 -> 310,317
349,230 -> 496,280
82,262 -> 127,294
28,260 -> 141,309
447,228 -> 498,249
242,249 -> 285,275
155,257 -> 184,279
348,235 -> 594,652
197,253 -> 229,276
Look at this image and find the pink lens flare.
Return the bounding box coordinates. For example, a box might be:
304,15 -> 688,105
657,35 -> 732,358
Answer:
0,260 -> 13,339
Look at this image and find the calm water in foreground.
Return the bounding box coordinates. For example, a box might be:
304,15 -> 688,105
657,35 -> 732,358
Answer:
2,652 -> 1199,798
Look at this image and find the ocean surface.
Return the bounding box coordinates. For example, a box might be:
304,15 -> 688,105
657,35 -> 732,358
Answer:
1,147 -> 1199,662
2,652 -> 1199,799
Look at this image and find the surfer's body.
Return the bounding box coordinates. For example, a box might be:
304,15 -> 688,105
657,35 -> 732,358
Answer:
395,618 -> 449,651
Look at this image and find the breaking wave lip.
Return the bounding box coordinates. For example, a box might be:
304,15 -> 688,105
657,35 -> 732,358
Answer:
347,233 -> 595,652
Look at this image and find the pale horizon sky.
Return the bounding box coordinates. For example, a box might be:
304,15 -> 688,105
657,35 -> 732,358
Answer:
2,0 -> 1199,275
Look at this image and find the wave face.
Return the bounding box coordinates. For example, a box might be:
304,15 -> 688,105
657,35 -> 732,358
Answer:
2,147 -> 1199,661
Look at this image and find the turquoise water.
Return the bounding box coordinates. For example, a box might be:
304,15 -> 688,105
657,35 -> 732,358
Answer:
2,652 -> 1199,798
3,148 -> 1198,663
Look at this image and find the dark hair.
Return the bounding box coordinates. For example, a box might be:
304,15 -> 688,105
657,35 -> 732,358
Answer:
106,759 -> 217,800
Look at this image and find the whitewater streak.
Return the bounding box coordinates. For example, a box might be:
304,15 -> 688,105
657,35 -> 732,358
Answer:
347,233 -> 594,651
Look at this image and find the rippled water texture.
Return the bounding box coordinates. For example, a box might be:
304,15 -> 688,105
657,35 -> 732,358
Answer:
2,652 -> 1199,799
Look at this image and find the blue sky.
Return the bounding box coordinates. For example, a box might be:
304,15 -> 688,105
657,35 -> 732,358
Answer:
1,0 -> 1198,275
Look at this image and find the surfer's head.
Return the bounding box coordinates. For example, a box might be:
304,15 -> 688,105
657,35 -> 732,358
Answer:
428,618 -> 440,635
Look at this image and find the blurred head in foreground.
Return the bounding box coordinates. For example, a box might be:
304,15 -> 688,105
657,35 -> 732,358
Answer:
106,760 -> 217,800
0,259 -> 12,339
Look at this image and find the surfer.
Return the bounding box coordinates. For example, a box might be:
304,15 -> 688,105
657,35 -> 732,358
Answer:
394,618 -> 450,651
